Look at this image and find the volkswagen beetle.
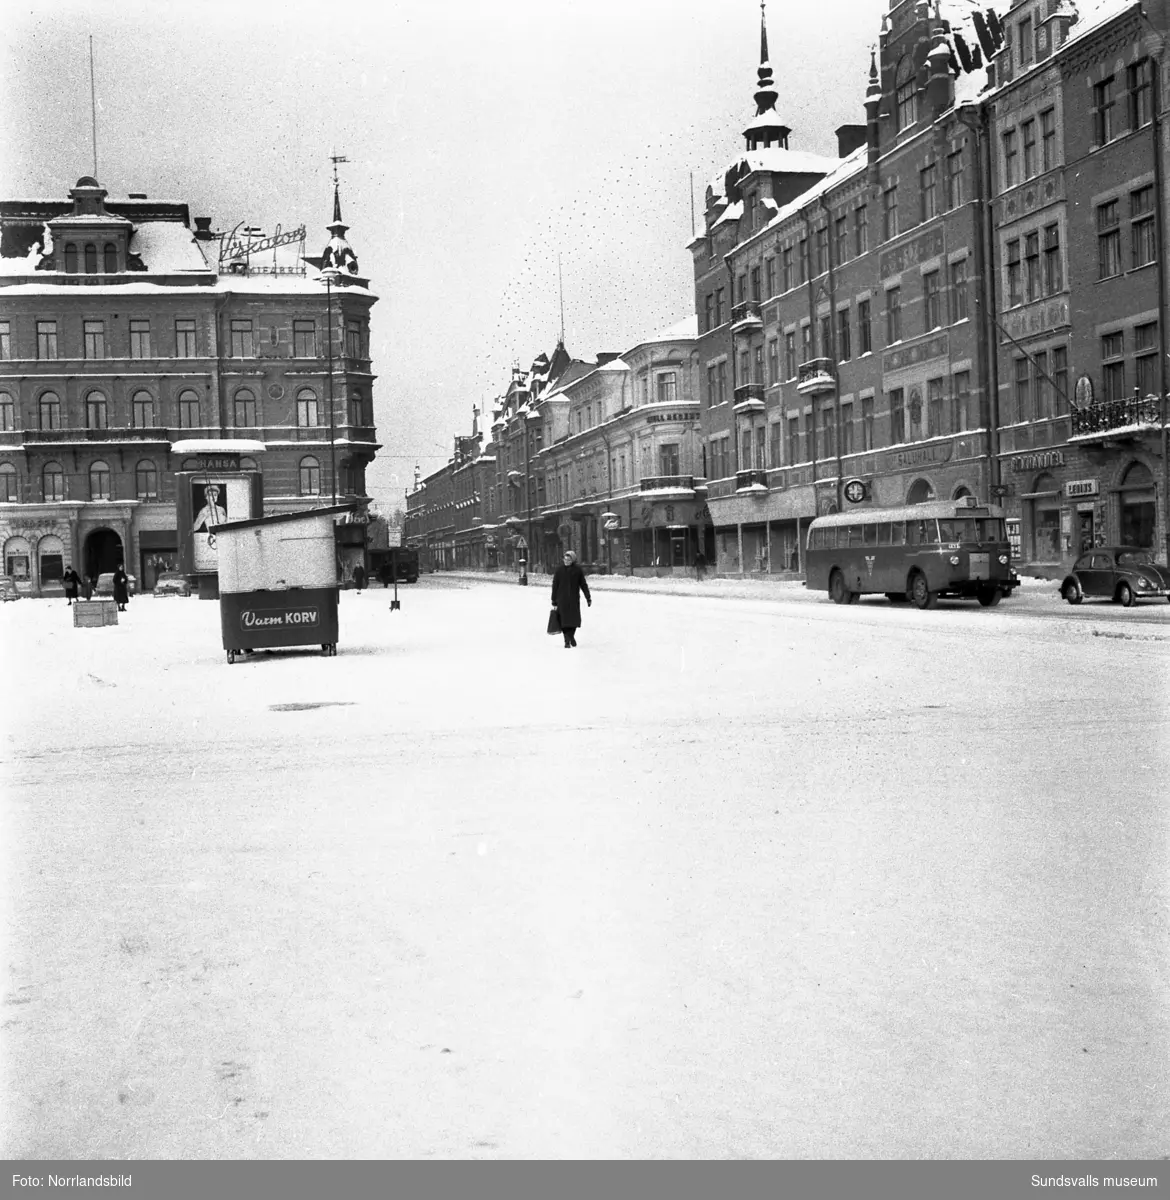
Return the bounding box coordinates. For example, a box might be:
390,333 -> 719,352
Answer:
1060,547 -> 1170,606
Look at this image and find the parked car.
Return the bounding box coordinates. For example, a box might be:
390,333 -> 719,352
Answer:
95,571 -> 136,597
153,571 -> 191,597
1060,547 -> 1170,606
0,576 -> 20,601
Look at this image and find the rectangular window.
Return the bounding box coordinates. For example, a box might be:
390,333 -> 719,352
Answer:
896,78 -> 917,131
36,320 -> 57,360
293,319 -> 316,357
129,319 -> 150,359
345,319 -> 363,358
890,388 -> 905,443
1034,350 -> 1050,419
86,393 -> 107,430
1043,225 -> 1063,294
799,238 -> 809,283
784,332 -> 796,379
782,247 -> 793,292
705,365 -> 716,405
1025,232 -> 1041,301
854,204 -> 868,255
83,320 -> 105,359
821,407 -> 835,459
858,299 -> 872,355
787,417 -> 800,465
769,421 -> 782,469
0,394 -> 14,431
768,338 -> 779,383
705,294 -> 714,332
297,392 -> 320,427
741,428 -> 753,470
952,369 -> 971,432
754,345 -> 764,383
657,372 -> 677,404
882,186 -> 898,241
835,215 -> 849,264
949,258 -> 968,321
920,164 -> 937,223
765,257 -> 776,297
816,226 -> 828,276
1018,16 -> 1033,66
1129,59 -> 1152,130
1015,356 -> 1032,420
175,318 -> 196,357
1052,346 -> 1069,414
1003,130 -> 1018,188
861,396 -> 874,450
0,320 -> 10,359
1098,201 -> 1121,278
750,265 -> 761,302
1022,119 -> 1037,178
840,402 -> 854,456
234,391 -> 257,426
1093,76 -> 1116,145
820,314 -> 833,359
836,308 -> 851,361
1040,108 -> 1057,171
927,377 -> 945,436
946,150 -> 964,209
1135,321 -> 1158,395
659,444 -> 680,476
229,319 -> 253,357
923,270 -> 942,330
1007,239 -> 1022,305
714,288 -> 725,325
1131,185 -> 1156,268
885,287 -> 902,343
132,393 -> 154,427
715,360 -> 727,404
179,393 -> 200,427
1102,331 -> 1125,401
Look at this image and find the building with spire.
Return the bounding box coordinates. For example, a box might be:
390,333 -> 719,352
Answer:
0,172 -> 379,595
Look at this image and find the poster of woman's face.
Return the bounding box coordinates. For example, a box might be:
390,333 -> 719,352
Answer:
191,481 -> 230,571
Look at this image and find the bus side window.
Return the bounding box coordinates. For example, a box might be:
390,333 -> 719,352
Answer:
863,524 -> 878,545
849,526 -> 864,547
876,523 -> 891,545
824,528 -> 837,550
890,522 -> 905,545
810,529 -> 820,550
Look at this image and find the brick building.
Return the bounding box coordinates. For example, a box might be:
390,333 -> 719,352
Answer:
0,175 -> 378,595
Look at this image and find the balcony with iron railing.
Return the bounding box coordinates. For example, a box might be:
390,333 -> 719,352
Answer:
735,468 -> 769,492
730,300 -> 763,334
1069,391 -> 1165,442
639,474 -> 696,497
733,382 -> 766,413
19,427 -> 173,445
797,357 -> 837,395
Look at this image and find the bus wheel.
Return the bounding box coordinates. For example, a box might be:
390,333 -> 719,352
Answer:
977,586 -> 1003,607
909,572 -> 937,609
830,570 -> 852,605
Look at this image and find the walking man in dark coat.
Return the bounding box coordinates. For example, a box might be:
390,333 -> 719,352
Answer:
551,550 -> 591,648
62,566 -> 80,605
353,562 -> 366,592
112,565 -> 130,611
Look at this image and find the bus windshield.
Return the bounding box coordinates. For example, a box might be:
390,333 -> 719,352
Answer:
937,517 -> 1007,543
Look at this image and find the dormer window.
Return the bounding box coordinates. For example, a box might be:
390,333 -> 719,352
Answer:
84,244 -> 97,273
104,243 -> 117,273
64,244 -> 78,273
895,57 -> 917,133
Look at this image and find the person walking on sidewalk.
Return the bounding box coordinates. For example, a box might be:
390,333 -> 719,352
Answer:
62,566 -> 80,605
551,550 -> 591,649
112,565 -> 130,612
353,562 -> 366,592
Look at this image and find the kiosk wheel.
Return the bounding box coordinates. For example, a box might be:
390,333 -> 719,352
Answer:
226,649 -> 237,665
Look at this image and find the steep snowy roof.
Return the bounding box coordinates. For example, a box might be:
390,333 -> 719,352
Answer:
129,221 -> 212,273
631,314 -> 699,348
761,144 -> 868,238
1064,0 -> 1136,49
741,147 -> 840,176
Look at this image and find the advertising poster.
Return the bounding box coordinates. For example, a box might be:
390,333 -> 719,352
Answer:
190,477 -> 252,572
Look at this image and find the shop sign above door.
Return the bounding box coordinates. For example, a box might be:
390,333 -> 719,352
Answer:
1065,478 -> 1099,498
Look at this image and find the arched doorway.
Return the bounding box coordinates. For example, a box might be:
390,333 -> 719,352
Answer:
906,478 -> 935,505
83,528 -> 124,582
1119,461 -> 1155,547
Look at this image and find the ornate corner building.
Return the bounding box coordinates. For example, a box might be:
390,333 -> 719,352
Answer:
0,175 -> 379,594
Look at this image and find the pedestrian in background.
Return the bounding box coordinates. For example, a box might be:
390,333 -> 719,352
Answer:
695,551 -> 707,581
353,562 -> 366,592
112,565 -> 130,612
62,566 -> 80,605
82,574 -> 95,601
551,550 -> 591,649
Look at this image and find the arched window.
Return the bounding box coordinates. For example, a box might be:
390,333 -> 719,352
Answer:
85,391 -> 108,430
234,388 -> 257,426
296,388 -> 319,428
89,460 -> 112,501
178,389 -> 200,429
84,243 -> 97,273
953,484 -> 973,500
895,56 -> 918,133
299,455 -> 321,496
64,244 -> 78,274
4,535 -> 31,579
132,390 -> 154,428
0,392 -> 14,431
38,533 -> 65,584
42,462 -> 65,502
135,460 -> 158,500
906,478 -> 935,505
38,392 -> 61,431
103,243 -> 117,273
348,389 -> 364,427
0,462 -> 17,502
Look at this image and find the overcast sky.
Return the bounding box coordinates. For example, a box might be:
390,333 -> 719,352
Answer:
0,0 -> 879,511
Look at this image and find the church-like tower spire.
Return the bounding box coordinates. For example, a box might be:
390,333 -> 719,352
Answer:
744,1 -> 791,151
319,155 -> 359,276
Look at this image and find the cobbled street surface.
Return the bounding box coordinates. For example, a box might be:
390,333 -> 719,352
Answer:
2,575 -> 1168,1158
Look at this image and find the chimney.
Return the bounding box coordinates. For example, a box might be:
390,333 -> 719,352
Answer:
193,217 -> 215,242
835,124 -> 868,158
596,352 -> 620,365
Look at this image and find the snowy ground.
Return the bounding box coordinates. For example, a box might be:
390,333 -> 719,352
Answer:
2,578 -> 1168,1159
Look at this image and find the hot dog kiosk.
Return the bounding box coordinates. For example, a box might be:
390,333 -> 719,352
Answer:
211,503 -> 355,663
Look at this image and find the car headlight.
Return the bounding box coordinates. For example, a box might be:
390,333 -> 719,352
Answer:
949,555 -> 960,565
998,554 -> 1008,565
1136,577 -> 1153,589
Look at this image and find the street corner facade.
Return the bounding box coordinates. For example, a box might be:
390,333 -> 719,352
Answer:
0,172 -> 381,598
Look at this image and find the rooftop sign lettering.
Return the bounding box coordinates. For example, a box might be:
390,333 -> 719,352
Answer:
218,221 -> 306,264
